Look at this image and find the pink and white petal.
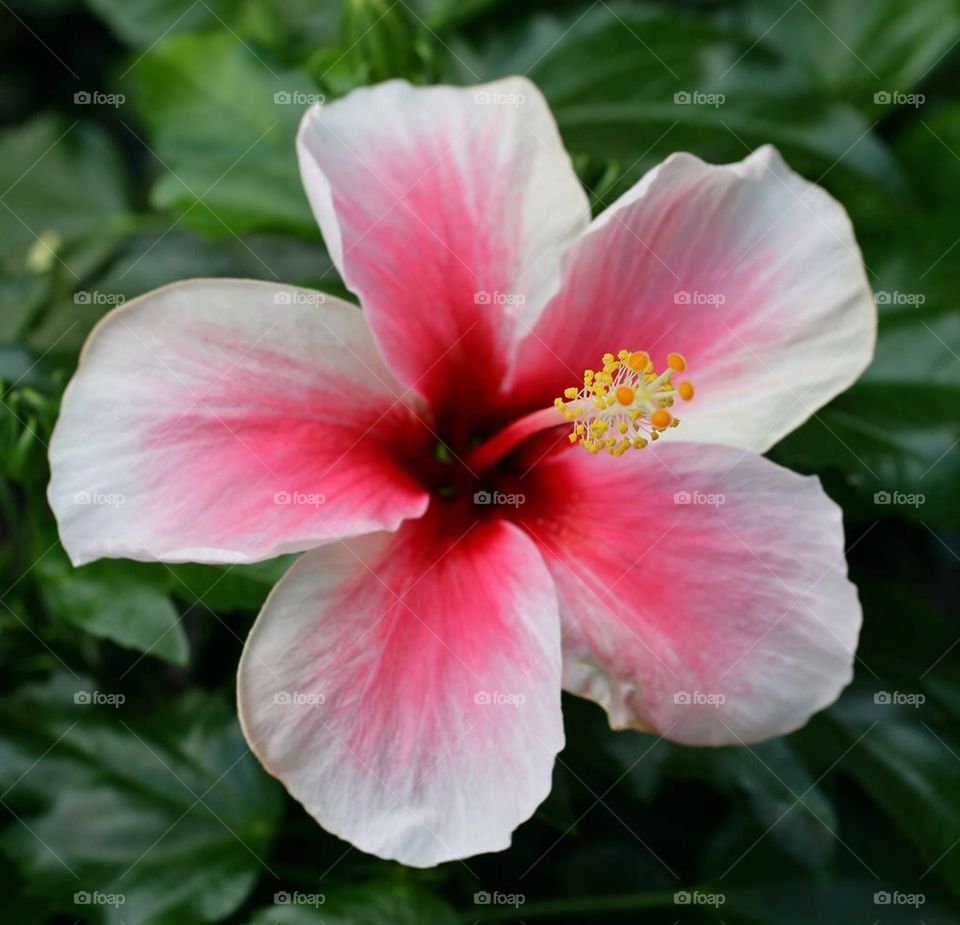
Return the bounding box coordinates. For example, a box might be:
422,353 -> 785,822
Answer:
48,279 -> 430,566
237,512 -> 563,866
519,443 -> 860,745
297,77 -> 590,418
510,146 -> 876,452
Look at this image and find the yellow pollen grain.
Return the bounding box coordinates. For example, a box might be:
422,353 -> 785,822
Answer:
555,348 -> 692,456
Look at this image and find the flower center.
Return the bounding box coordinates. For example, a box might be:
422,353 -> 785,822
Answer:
554,349 -> 694,455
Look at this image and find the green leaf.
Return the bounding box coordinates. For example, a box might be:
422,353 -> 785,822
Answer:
739,0 -> 960,102
339,0 -> 426,83
721,877 -> 955,924
37,551 -> 189,666
856,583 -> 960,692
87,0 -> 339,53
167,557 -> 294,613
603,728 -> 836,874
0,861 -> 57,925
26,228 -> 335,362
413,0 -> 506,30
0,387 -> 59,485
645,738 -> 837,874
450,6 -> 899,192
245,882 -> 459,925
0,343 -> 49,388
97,228 -> 333,291
889,104 -> 960,302
86,0 -> 234,45
598,726 -> 673,802
125,33 -> 320,237
0,116 -> 128,290
0,675 -> 283,925
701,740 -> 837,873
824,693 -> 960,901
772,308 -> 960,528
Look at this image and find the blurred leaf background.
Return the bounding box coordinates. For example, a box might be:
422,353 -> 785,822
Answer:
1,0 -> 959,922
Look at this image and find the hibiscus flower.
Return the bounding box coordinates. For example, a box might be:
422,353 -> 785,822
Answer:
48,77 -> 875,867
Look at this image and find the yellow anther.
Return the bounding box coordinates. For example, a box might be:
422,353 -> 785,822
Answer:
555,347 -> 694,456
650,409 -> 672,429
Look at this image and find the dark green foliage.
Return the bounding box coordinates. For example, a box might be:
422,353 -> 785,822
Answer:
1,0 -> 958,921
